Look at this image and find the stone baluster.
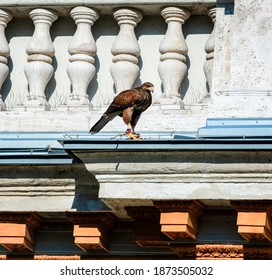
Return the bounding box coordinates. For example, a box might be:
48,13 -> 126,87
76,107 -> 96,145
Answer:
67,6 -> 99,106
204,7 -> 216,94
158,7 -> 190,108
24,8 -> 58,110
110,8 -> 143,94
0,9 -> 12,111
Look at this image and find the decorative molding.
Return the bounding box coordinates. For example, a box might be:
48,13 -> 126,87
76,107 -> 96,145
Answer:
35,255 -> 81,260
154,200 -> 204,240
67,212 -> 116,252
67,212 -> 116,226
4,255 -> 34,260
0,212 -> 41,252
154,200 -> 204,217
67,6 -> 99,106
196,244 -> 244,259
126,206 -> 170,247
230,200 -> 272,213
82,255 -> 180,260
171,244 -> 244,259
231,201 -> 272,242
0,213 -> 41,229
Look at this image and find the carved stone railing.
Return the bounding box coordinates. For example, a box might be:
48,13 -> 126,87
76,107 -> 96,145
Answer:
0,9 -> 12,111
110,8 -> 142,94
24,8 -> 58,110
203,7 -> 216,94
0,1 -> 222,113
67,6 -> 99,106
158,6 -> 190,108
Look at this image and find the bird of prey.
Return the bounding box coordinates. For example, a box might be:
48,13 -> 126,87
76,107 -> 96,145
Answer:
89,82 -> 154,139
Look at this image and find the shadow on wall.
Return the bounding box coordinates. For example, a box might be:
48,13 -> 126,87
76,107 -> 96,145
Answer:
182,15 -> 214,101
72,163 -> 111,211
0,164 -> 110,212
2,18 -> 33,104
1,12 -> 218,108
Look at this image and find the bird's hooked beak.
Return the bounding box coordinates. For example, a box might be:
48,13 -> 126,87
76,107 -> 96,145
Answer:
148,86 -> 154,93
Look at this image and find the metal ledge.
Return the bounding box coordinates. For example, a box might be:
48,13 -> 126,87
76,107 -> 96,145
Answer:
0,132 -> 75,164
61,138 -> 272,152
2,117 -> 272,164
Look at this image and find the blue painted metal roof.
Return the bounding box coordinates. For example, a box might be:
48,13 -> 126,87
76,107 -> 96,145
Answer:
2,118 -> 272,164
0,132 -> 75,164
60,118 -> 272,151
198,118 -> 272,139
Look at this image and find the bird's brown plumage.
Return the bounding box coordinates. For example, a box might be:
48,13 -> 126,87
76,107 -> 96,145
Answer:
89,82 -> 154,135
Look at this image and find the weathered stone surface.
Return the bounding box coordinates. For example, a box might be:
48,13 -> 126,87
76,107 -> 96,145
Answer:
0,164 -> 109,212
66,149 -> 272,218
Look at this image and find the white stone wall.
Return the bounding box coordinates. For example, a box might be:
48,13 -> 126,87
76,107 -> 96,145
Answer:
209,0 -> 272,120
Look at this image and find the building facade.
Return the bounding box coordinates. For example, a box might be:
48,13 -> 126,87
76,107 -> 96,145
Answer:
1,0 -> 272,259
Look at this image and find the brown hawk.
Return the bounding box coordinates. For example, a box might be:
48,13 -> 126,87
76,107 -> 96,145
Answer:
89,82 -> 154,139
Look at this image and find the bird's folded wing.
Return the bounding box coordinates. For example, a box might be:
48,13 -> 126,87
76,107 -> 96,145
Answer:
110,89 -> 143,109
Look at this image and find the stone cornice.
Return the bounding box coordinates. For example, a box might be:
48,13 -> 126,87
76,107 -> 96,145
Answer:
83,150 -> 272,175
244,246 -> 272,260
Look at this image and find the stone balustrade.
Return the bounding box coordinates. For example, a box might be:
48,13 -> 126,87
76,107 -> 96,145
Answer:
0,9 -> 12,111
67,6 -> 99,106
203,7 -> 216,94
0,2 -> 217,114
110,8 -> 142,94
24,8 -> 58,110
158,6 -> 190,109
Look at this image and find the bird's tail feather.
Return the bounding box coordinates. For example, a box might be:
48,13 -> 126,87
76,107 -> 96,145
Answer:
89,112 -> 119,134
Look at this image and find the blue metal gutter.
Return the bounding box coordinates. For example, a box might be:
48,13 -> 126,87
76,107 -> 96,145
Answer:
60,138 -> 272,151
0,132 -> 76,164
60,118 -> 272,152
2,118 -> 272,164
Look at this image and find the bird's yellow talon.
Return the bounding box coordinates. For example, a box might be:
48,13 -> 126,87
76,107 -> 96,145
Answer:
125,133 -> 145,140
